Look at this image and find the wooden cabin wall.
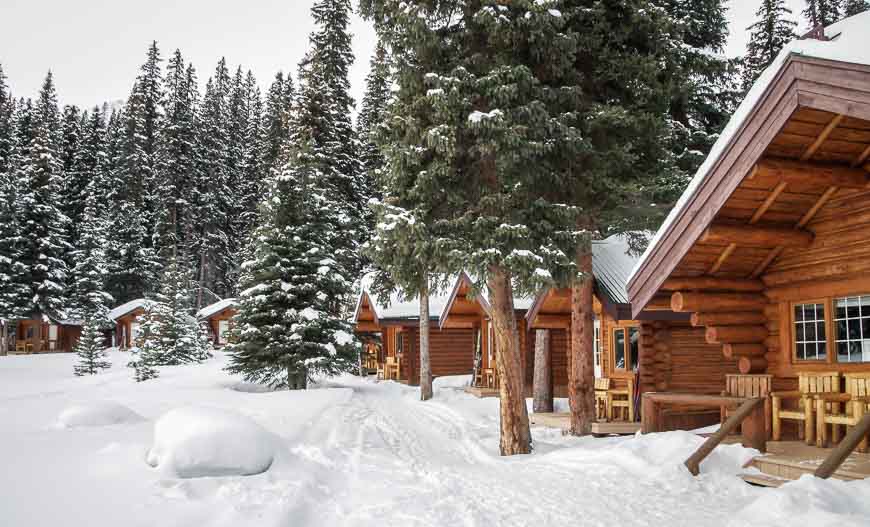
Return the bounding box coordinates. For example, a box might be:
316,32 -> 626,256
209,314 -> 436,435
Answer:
205,309 -> 236,346
639,321 -> 737,395
762,187 -> 870,383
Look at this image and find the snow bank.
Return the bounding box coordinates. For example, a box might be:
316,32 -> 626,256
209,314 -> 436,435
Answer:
146,406 -> 275,478
57,401 -> 144,428
433,375 -> 473,390
729,475 -> 870,527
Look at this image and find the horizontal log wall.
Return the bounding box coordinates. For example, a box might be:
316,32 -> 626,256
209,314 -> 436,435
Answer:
428,328 -> 475,378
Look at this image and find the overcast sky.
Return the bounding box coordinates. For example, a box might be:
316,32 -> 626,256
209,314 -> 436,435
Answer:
0,0 -> 807,110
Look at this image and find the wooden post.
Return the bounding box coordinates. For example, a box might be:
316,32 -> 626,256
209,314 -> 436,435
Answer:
487,265 -> 532,455
684,398 -> 765,476
641,393 -> 658,433
532,329 -> 553,413
568,248 -> 595,436
814,413 -> 870,479
419,280 -> 432,401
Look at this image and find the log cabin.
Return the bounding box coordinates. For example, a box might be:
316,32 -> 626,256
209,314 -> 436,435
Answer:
352,281 -> 473,384
108,298 -> 153,350
196,298 -> 237,347
627,14 -> 870,482
439,272 -> 535,395
1,315 -> 82,354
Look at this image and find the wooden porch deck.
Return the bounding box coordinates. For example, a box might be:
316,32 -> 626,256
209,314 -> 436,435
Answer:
464,386 -> 500,398
529,412 -> 641,435
743,440 -> 870,486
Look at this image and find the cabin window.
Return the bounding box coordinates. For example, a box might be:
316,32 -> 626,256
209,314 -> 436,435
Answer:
217,320 -> 229,345
613,326 -> 639,371
834,296 -> 870,363
793,302 -> 827,361
395,330 -> 404,355
593,319 -> 601,378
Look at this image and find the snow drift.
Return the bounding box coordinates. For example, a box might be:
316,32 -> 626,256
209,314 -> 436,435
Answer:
57,401 -> 144,428
146,406 -> 275,478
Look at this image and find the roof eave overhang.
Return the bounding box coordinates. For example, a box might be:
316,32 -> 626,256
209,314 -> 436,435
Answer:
627,54 -> 870,319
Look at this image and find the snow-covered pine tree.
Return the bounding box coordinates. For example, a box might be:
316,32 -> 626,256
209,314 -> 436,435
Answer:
261,72 -> 292,179
357,40 -> 390,208
843,0 -> 869,16
156,50 -> 200,265
297,0 -> 366,277
128,256 -> 211,381
223,67 -> 252,290
69,178 -> 113,323
803,0 -> 842,28
73,319 -> 111,376
743,0 -> 798,89
70,107 -> 110,242
0,65 -> 16,175
0,98 -> 33,318
16,72 -> 71,321
225,138 -> 356,389
239,70 -> 265,260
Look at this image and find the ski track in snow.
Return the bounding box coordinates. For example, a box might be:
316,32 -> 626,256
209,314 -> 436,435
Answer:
3,353 -> 870,527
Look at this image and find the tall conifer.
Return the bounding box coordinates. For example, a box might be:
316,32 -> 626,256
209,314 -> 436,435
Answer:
743,0 -> 798,89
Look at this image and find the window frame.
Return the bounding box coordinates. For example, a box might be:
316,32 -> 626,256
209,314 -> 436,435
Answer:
612,324 -> 640,373
790,299 -> 830,364
832,295 -> 870,364
395,329 -> 404,355
593,319 -> 601,378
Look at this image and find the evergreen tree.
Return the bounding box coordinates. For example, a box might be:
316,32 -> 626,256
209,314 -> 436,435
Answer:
73,319 -> 111,376
156,50 -> 199,264
744,0 -> 798,89
357,40 -> 391,205
843,0 -> 869,16
239,71 -> 265,254
16,72 -> 71,319
226,144 -> 356,389
69,178 -> 113,323
69,107 -> 110,245
261,72 -> 293,179
131,257 -> 212,375
803,0 -> 842,27
0,64 -> 15,175
297,0 -> 365,276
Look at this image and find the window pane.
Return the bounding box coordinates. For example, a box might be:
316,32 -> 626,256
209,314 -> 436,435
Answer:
795,305 -> 805,321
817,321 -> 826,342
837,320 -> 848,340
848,297 -> 861,319
863,317 -> 870,339
797,343 -> 805,360
838,341 -> 849,362
817,342 -> 827,360
629,327 -> 639,372
836,299 -> 847,319
614,329 -> 626,370
850,320 -> 862,340
805,322 -> 816,341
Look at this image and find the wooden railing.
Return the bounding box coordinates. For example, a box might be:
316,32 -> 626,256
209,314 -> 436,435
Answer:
684,397 -> 765,476
814,413 -> 870,479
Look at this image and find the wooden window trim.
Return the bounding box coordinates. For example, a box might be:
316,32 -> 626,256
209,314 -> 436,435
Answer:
611,324 -> 640,373
789,298 -> 836,366
395,329 -> 404,355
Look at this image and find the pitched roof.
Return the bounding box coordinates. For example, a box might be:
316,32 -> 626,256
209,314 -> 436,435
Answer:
107,298 -> 152,322
592,234 -> 642,306
353,273 -> 453,323
196,298 -> 237,320
627,12 -> 870,313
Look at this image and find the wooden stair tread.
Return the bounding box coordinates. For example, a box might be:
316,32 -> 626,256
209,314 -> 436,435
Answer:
740,473 -> 788,488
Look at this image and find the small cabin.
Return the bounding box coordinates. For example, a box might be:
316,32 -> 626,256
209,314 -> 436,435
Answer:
628,14 -> 870,482
352,281 -> 475,384
0,315 -> 82,354
196,298 -> 237,347
108,299 -> 152,350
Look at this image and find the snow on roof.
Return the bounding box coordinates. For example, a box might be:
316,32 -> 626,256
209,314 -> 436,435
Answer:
196,298 -> 237,320
627,11 -> 870,287
107,298 -> 152,322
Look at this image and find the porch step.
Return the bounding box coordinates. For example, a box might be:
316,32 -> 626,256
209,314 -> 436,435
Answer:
740,473 -> 788,488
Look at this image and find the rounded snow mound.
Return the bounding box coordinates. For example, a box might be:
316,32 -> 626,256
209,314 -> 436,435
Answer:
146,406 -> 275,478
57,401 -> 144,428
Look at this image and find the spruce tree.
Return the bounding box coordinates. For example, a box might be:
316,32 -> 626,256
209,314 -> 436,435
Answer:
226,141 -> 356,389
73,320 -> 111,376
803,0 -> 842,27
743,0 -> 798,89
843,0 -> 869,16
70,107 -> 110,243
69,179 -> 113,323
17,72 -> 71,320
0,64 -> 15,175
357,40 -> 391,205
261,72 -> 292,178
240,71 -> 265,255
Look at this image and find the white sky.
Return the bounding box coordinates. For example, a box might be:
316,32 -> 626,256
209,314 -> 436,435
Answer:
0,0 -> 807,111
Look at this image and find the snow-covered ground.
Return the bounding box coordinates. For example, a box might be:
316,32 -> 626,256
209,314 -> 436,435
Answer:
2,353 -> 870,527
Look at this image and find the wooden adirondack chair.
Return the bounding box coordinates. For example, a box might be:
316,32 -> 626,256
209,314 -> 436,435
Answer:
609,375 -> 636,422
772,371 -> 840,444
721,374 -> 773,436
594,377 -> 611,421
815,373 -> 870,451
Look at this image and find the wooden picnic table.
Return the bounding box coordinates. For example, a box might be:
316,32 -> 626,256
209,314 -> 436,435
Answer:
641,392 -> 767,452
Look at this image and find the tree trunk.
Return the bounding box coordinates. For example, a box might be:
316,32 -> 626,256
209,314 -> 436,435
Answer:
533,329 -> 552,413
568,247 -> 595,436
419,279 -> 433,401
487,265 -> 532,455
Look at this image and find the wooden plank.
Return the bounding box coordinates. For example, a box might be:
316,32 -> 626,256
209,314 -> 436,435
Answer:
815,414 -> 870,479
701,223 -> 814,249
662,277 -> 764,292
754,158 -> 870,189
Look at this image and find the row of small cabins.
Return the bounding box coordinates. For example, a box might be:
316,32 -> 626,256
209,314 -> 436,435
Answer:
0,298 -> 237,354
354,14 -> 870,485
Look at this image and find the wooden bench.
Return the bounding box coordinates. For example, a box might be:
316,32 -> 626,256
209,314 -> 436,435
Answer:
721,374 -> 772,436
772,371 -> 840,445
816,373 -> 870,451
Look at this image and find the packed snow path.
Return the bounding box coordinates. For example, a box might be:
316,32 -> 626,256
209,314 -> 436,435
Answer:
2,354 -> 870,527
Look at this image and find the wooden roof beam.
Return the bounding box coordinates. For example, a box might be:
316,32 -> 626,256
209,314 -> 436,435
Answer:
801,113 -> 843,161
662,277 -> 765,292
529,314 -> 571,329
755,158 -> 870,189
701,223 -> 814,248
